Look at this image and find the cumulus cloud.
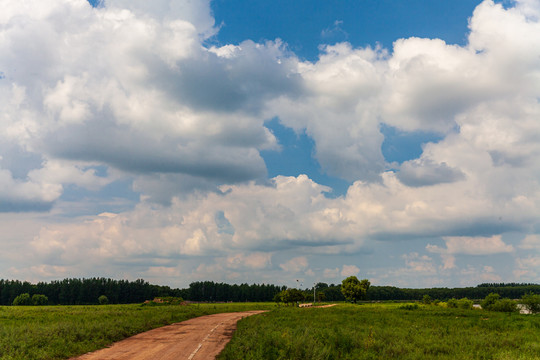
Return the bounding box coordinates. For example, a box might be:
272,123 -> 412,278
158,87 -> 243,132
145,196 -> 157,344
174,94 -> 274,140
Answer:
428,236 -> 515,256
520,234 -> 540,250
3,0 -> 540,286
0,0 -> 300,209
340,265 -> 360,277
279,256 -> 309,273
397,159 -> 465,187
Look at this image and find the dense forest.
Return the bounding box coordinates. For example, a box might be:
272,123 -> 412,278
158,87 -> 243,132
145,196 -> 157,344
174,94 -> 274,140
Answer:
1,278 -> 539,305
0,278 -> 184,305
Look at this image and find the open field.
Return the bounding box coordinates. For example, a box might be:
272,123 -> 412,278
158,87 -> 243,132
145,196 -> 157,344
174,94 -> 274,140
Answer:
218,303 -> 540,360
2,302 -> 540,360
0,303 -> 275,360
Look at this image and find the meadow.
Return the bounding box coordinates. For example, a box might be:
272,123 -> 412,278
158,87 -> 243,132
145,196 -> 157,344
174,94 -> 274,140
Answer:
218,303 -> 540,360
2,302 -> 540,360
0,302 -> 275,360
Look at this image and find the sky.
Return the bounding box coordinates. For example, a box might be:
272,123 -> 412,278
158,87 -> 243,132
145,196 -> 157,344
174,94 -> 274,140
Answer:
1,0 -> 540,289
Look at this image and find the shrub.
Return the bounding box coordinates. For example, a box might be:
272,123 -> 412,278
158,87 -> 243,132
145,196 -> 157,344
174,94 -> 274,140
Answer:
422,294 -> 432,305
481,293 -> 500,310
12,293 -> 32,306
457,298 -> 473,310
31,294 -> 48,306
398,303 -> 419,310
446,298 -> 458,308
98,295 -> 109,305
521,293 -> 540,314
490,298 -> 518,313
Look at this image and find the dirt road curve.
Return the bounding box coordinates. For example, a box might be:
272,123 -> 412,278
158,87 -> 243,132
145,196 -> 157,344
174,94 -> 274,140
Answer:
70,310 -> 266,360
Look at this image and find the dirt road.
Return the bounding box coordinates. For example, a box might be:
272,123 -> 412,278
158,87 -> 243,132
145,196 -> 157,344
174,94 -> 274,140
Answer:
70,310 -> 266,360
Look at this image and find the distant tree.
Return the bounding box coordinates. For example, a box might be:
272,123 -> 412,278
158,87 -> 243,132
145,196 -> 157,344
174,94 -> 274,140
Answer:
12,293 -> 32,306
521,292 -> 540,314
98,295 -> 109,305
446,298 -> 458,308
457,298 -> 473,310
422,294 -> 432,305
279,289 -> 304,305
31,294 -> 48,306
490,298 -> 518,313
481,293 -> 500,310
341,276 -> 370,303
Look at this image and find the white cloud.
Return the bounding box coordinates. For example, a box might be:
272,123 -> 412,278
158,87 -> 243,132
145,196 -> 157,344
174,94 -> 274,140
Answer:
3,0 -> 540,287
340,265 -> 360,277
226,252 -> 272,270
520,235 -> 540,250
279,256 -> 309,273
427,236 -> 515,256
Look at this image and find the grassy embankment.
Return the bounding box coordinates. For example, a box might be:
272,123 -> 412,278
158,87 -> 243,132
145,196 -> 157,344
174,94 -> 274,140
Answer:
0,302 -> 274,360
219,303 -> 540,360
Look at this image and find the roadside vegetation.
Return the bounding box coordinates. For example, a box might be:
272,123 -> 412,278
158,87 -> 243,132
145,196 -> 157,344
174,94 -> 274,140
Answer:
0,302 -> 275,360
219,303 -> 540,360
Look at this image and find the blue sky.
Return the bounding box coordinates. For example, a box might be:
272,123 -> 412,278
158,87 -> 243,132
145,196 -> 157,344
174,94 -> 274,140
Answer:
2,0 -> 540,289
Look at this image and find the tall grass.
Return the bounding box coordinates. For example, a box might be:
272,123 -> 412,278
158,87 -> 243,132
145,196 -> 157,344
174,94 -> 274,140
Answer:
0,302 -> 275,360
218,303 -> 540,360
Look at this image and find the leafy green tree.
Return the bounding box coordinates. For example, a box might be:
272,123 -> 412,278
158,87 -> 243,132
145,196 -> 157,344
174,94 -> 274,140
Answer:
98,295 -> 109,305
490,298 -> 518,313
521,292 -> 540,314
446,298 -> 458,308
422,294 -> 432,304
31,294 -> 48,306
457,298 -> 473,310
12,293 -> 31,306
280,289 -> 304,305
341,276 -> 370,303
481,293 -> 500,310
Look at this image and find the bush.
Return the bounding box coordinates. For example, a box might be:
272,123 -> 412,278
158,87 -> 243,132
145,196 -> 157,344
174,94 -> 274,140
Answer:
490,298 -> 518,313
446,298 -> 458,308
98,295 -> 109,305
12,293 -> 32,306
521,293 -> 540,314
457,298 -> 473,310
398,303 -> 419,310
481,293 -> 500,310
31,294 -> 48,306
422,294 -> 432,304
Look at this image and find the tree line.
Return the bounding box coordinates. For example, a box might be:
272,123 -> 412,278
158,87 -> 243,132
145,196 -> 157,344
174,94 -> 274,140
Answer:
186,281 -> 285,302
0,278 -> 183,305
1,278 -> 539,305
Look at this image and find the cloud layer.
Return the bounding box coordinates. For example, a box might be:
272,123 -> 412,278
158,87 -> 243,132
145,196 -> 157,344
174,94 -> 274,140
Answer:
2,0 -> 540,287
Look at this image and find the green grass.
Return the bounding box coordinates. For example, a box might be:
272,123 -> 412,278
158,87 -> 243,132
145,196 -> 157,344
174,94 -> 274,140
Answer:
218,303 -> 540,360
0,302 -> 275,360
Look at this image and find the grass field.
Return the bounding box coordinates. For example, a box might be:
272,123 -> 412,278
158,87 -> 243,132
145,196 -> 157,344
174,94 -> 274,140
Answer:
0,302 -> 275,360
2,302 -> 540,360
218,303 -> 540,360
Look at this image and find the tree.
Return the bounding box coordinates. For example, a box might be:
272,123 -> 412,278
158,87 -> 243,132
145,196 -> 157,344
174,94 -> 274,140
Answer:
98,295 -> 109,305
278,289 -> 305,305
521,292 -> 540,314
12,293 -> 32,306
481,293 -> 500,310
32,294 -> 48,306
341,276 -> 370,303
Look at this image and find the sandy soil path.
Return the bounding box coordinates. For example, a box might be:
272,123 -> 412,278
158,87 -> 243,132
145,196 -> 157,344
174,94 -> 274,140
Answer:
70,310 -> 266,360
